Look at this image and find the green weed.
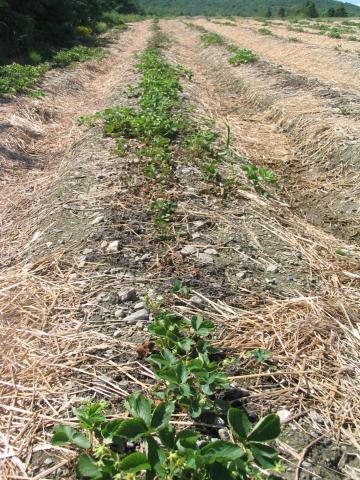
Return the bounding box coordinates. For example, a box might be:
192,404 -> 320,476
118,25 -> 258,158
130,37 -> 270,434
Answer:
0,63 -> 49,95
328,28 -> 341,39
200,32 -> 225,46
258,27 -> 274,36
151,200 -> 177,225
227,46 -> 257,65
52,45 -> 106,67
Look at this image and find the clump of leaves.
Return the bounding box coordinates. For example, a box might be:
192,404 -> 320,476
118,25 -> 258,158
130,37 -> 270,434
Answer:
258,28 -> 274,36
227,46 -> 258,65
0,63 -> 49,95
171,279 -> 192,295
328,29 -> 341,39
249,348 -> 271,364
52,46 -> 106,67
52,395 -> 281,479
241,162 -> 277,196
200,32 -> 225,46
151,200 -> 177,225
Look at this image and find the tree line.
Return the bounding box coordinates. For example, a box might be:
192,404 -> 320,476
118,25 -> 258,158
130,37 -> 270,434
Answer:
0,0 -> 141,62
270,1 -> 348,18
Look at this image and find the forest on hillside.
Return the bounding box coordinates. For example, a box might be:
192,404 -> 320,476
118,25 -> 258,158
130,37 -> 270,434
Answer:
0,0 -> 142,62
139,0 -> 360,17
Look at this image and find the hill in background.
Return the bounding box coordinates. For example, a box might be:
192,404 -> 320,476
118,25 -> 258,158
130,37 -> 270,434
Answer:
139,0 -> 360,16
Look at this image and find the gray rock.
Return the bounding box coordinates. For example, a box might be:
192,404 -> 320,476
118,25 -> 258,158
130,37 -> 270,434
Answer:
198,253 -> 214,263
91,215 -> 105,225
124,309 -> 149,324
266,264 -> 279,274
204,248 -> 218,256
134,301 -> 145,310
118,288 -> 137,303
236,271 -> 247,279
189,295 -> 203,306
192,232 -> 202,240
83,248 -> 93,255
107,240 -> 120,253
181,245 -> 197,255
115,309 -> 125,318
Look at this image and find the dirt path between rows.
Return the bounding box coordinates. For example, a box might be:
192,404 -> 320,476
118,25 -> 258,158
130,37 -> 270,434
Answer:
0,22 -> 151,478
1,21 -> 150,263
161,18 -> 360,478
195,18 -> 360,94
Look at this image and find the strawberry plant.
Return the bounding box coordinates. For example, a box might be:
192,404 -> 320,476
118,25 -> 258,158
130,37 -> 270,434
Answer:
52,395 -> 281,479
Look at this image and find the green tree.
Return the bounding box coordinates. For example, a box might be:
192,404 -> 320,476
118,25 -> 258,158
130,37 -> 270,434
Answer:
335,5 -> 347,17
303,1 -> 319,17
265,6 -> 272,17
278,6 -> 286,18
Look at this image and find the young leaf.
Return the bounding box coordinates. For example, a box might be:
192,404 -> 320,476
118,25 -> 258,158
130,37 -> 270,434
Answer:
125,393 -> 153,427
200,440 -> 244,462
118,452 -> 151,473
227,408 -> 250,441
150,401 -> 175,431
77,455 -> 102,479
247,414 -> 281,442
116,417 -> 148,440
249,443 -> 279,469
206,462 -> 235,480
52,425 -> 90,449
158,425 -> 176,449
74,402 -> 106,430
176,430 -> 201,450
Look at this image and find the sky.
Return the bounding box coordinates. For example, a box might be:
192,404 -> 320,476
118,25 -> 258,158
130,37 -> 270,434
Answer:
341,0 -> 360,5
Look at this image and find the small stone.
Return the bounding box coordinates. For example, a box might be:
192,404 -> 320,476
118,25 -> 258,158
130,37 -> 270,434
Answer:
236,271 -> 247,279
91,215 -> 105,225
204,248 -> 218,256
189,295 -> 203,306
118,288 -> 137,303
265,278 -> 277,285
110,268 -> 122,274
100,240 -> 108,249
43,458 -> 54,466
114,329 -> 122,338
277,409 -> 292,424
134,301 -> 145,310
181,245 -> 197,255
107,240 -> 120,253
218,428 -> 231,441
266,264 -> 279,274
198,253 -> 214,263
194,220 -> 206,230
115,309 -> 125,318
123,309 -> 149,324
141,253 -> 150,261
46,242 -> 53,248
135,321 -> 144,330
192,232 -> 202,240
83,248 -> 93,255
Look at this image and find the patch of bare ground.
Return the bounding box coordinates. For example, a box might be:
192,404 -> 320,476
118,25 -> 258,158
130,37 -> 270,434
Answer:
161,19 -> 360,478
195,18 -> 360,94
0,22 -> 151,478
188,19 -> 360,244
